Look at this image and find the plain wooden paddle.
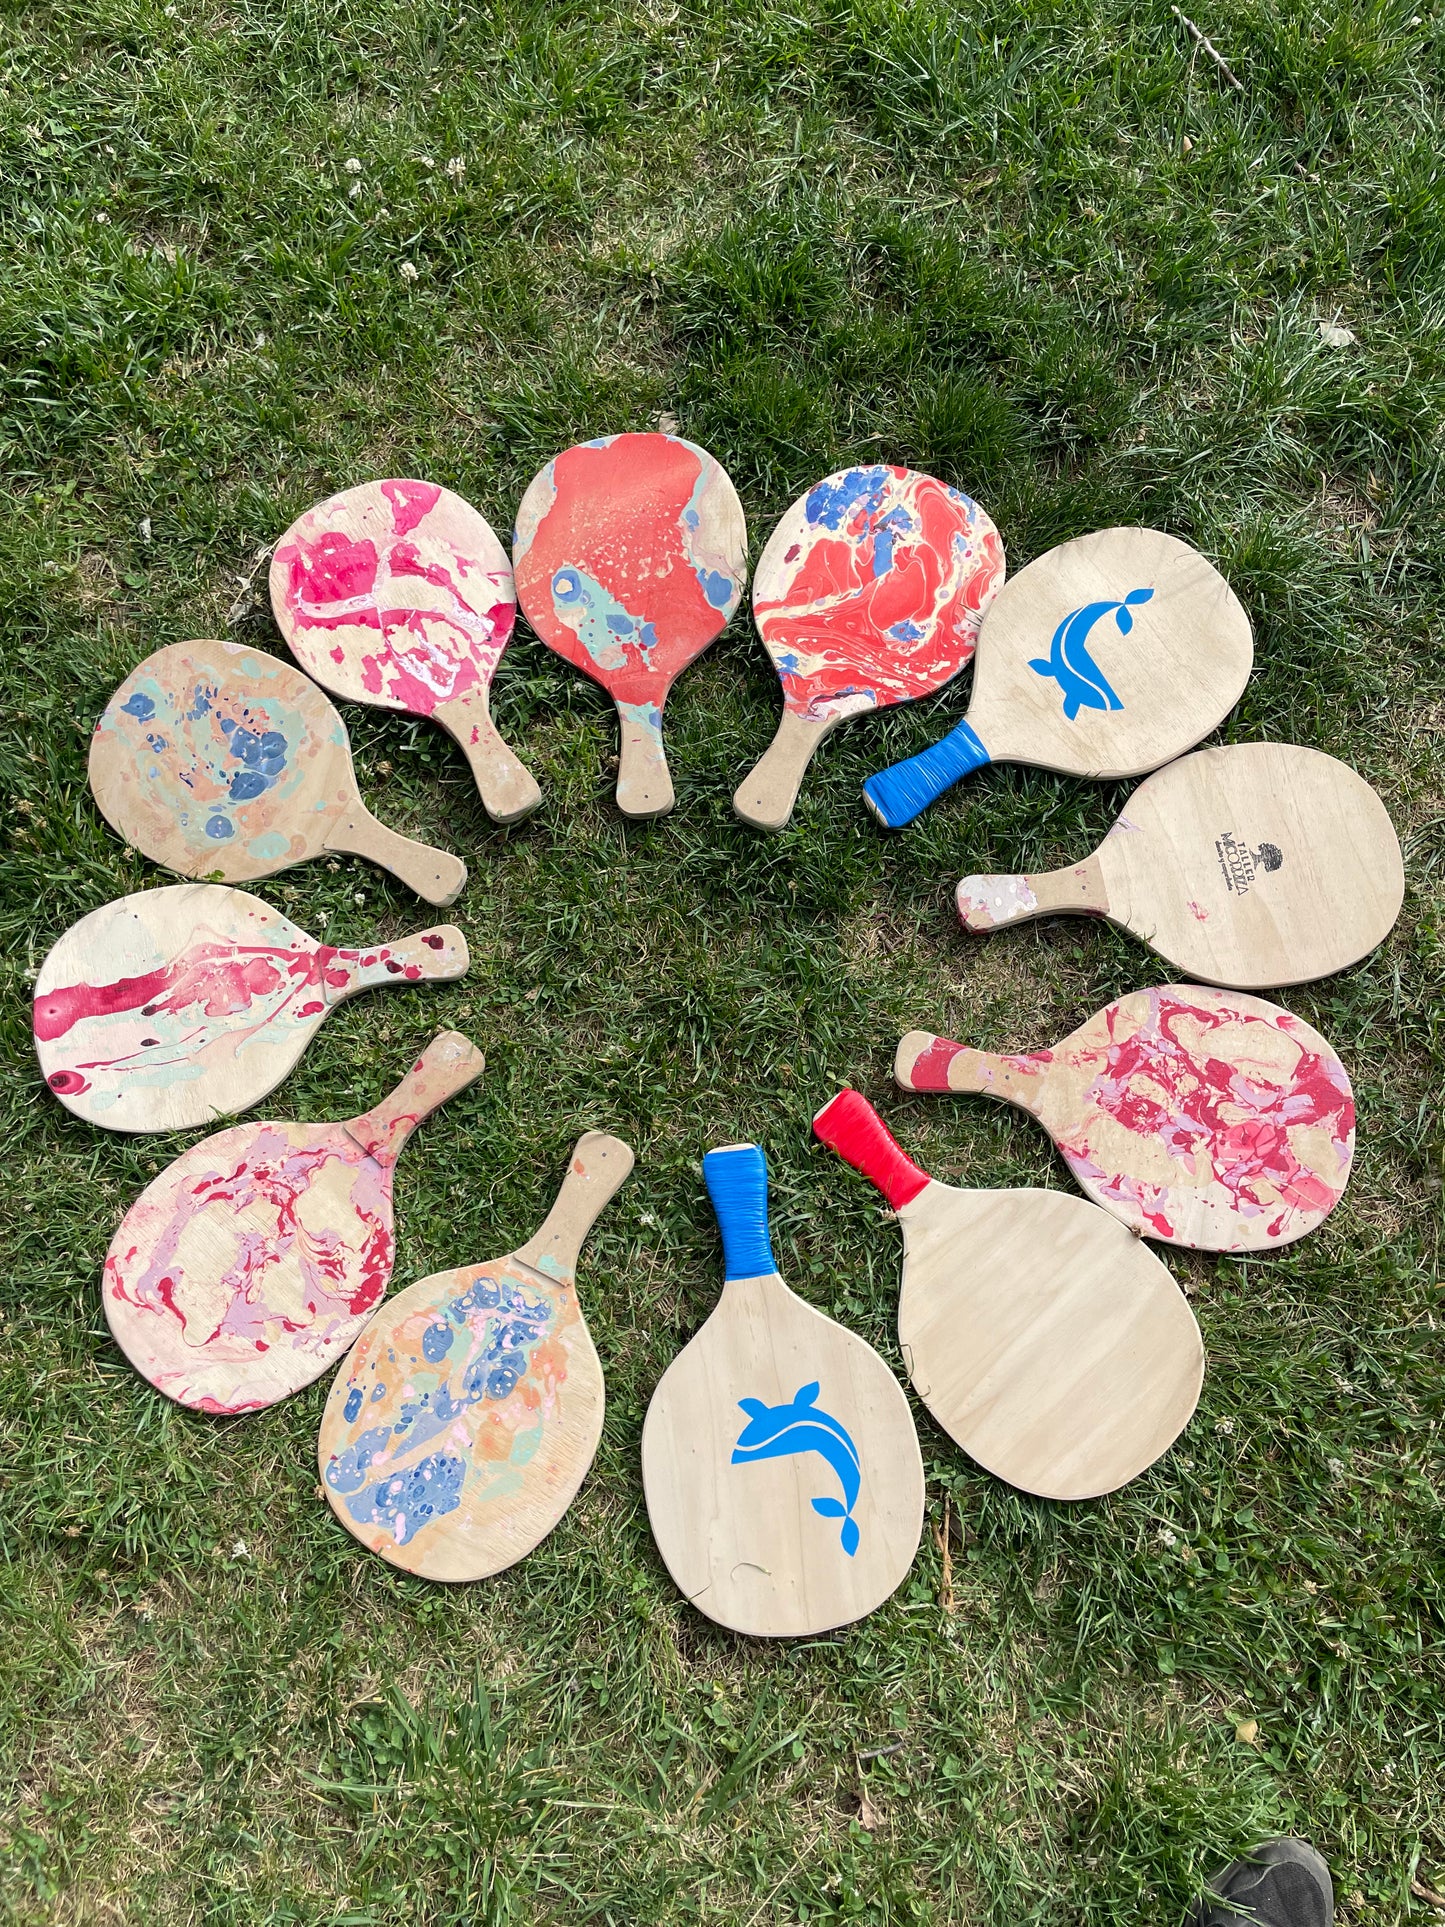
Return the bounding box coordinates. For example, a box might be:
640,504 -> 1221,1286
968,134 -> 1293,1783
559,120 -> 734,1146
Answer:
955,741 -> 1404,988
319,1131 -> 634,1581
734,465 -> 1004,830
90,638 -> 467,905
640,1143 -> 924,1638
513,433 -> 747,818
35,883 -> 468,1134
813,1091 -> 1203,1501
270,479 -> 542,824
895,985 -> 1355,1251
103,1029 -> 484,1413
862,527 -> 1252,827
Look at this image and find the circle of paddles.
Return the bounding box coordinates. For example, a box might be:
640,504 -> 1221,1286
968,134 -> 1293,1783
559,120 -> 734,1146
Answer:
53,452 -> 1406,1631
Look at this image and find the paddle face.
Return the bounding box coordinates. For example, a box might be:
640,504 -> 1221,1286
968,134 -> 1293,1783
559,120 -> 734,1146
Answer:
91,639 -> 358,880
319,1132 -> 633,1582
102,1031 -> 483,1412
641,1145 -> 923,1638
752,466 -> 1003,723
271,480 -> 515,716
896,985 -> 1355,1251
35,884 -> 468,1134
1094,743 -> 1403,987
813,1092 -> 1202,1502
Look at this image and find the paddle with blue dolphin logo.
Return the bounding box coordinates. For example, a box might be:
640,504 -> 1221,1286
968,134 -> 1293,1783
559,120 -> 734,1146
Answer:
862,527 -> 1252,829
640,1141 -> 925,1638
732,1381 -> 863,1556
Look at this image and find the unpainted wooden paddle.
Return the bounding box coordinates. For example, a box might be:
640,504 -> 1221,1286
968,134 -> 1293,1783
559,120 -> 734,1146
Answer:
863,527 -> 1252,827
955,741 -> 1404,988
813,1091 -> 1203,1501
640,1143 -> 924,1638
895,985 -> 1354,1251
90,639 -> 466,905
35,883 -> 468,1134
735,465 -> 1004,830
103,1029 -> 484,1413
270,479 -> 542,825
319,1131 -> 634,1581
513,433 -> 747,818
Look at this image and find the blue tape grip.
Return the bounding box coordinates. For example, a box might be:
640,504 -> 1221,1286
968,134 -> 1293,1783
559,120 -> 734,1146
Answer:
703,1143 -> 776,1280
862,717 -> 992,829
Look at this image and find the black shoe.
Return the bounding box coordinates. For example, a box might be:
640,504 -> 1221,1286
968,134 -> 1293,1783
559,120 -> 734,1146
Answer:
1185,1838 -> 1334,1926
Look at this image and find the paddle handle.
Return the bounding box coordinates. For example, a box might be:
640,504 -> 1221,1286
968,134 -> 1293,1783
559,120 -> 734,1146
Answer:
862,718 -> 992,829
326,804 -> 467,907
703,1143 -> 776,1281
812,1090 -> 930,1209
615,699 -> 675,819
956,854 -> 1109,931
345,1028 -> 485,1165
326,925 -> 470,1003
894,1031 -> 1048,1112
514,1131 -> 635,1281
733,709 -> 833,831
435,687 -> 542,826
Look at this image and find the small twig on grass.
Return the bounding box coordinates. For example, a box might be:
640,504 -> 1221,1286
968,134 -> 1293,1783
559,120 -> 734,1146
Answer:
933,1492 -> 955,1612
1412,1877 -> 1445,1911
226,543 -> 274,626
856,1739 -> 905,1762
1170,6 -> 1245,91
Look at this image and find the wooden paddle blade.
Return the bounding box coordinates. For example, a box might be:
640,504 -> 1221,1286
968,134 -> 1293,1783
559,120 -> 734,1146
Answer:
865,528 -> 1254,824
318,1130 -> 634,1581
344,1028 -> 485,1165
270,479 -> 542,825
731,710 -> 836,831
896,987 -> 1356,1252
324,803 -> 468,906
33,884 -> 469,1135
640,1143 -> 925,1637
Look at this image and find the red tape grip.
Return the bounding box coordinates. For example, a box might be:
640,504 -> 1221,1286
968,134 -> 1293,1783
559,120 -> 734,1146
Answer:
813,1089 -> 931,1209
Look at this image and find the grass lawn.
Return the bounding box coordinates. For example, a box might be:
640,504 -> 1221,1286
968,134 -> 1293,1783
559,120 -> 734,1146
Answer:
2,0 -> 1443,1919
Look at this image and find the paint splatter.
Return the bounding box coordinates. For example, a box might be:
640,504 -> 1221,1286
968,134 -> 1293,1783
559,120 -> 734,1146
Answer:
512,434 -> 746,709
956,873 -> 1039,930
753,466 -> 1003,721
321,1255 -> 583,1558
272,481 -> 517,716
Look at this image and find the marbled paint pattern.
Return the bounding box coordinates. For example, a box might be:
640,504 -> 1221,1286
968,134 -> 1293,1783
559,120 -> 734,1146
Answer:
321,1254 -> 583,1569
512,434 -> 747,755
271,480 -> 517,719
915,987 -> 1355,1248
752,466 -> 1004,721
956,873 -> 1039,930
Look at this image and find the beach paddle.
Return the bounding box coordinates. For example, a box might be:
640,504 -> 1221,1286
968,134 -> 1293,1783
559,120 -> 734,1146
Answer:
319,1131 -> 634,1581
90,639 -> 466,905
270,478 -> 542,825
102,1029 -> 484,1413
813,1091 -> 1203,1501
35,883 -> 468,1134
734,465 -> 1004,830
863,527 -> 1253,827
955,741 -> 1404,988
894,985 -> 1355,1251
640,1144 -> 924,1638
512,433 -> 747,818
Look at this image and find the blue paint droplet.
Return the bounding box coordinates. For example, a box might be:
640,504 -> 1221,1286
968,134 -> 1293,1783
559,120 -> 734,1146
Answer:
553,571 -> 581,603
230,771 -> 268,800
698,568 -> 735,610
422,1322 -> 454,1363
205,814 -> 234,840
343,1387 -> 363,1423
122,691 -> 155,721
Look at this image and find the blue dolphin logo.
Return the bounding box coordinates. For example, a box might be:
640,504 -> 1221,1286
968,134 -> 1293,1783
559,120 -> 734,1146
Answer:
1029,588 -> 1154,721
731,1381 -> 863,1556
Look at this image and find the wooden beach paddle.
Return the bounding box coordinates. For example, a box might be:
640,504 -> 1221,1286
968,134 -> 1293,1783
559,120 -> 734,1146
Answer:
103,1029 -> 484,1413
270,479 -> 542,825
319,1131 -> 634,1581
36,884 -> 468,1134
90,639 -> 466,905
813,1091 -> 1203,1501
862,527 -> 1253,827
641,1143 -> 924,1638
513,433 -> 747,818
955,741 -> 1404,988
894,985 -> 1355,1251
734,465 -> 1004,830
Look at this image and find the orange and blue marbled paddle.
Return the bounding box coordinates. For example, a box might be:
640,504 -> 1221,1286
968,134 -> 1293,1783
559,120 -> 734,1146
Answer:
513,433 -> 747,819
